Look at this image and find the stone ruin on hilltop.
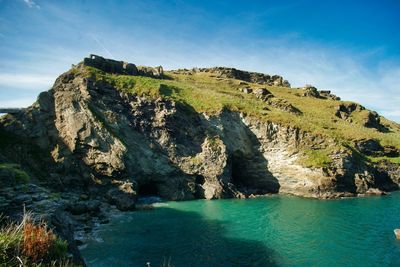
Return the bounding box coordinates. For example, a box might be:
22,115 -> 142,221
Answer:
83,54 -> 164,78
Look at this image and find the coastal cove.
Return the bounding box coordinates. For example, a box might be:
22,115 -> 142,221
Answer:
81,193 -> 400,267
2,2 -> 400,266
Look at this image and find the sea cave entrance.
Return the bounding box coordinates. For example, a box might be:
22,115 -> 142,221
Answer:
138,182 -> 159,196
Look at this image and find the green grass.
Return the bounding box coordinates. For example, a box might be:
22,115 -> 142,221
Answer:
299,149 -> 333,168
82,66 -> 400,166
368,156 -> 400,164
0,163 -> 30,183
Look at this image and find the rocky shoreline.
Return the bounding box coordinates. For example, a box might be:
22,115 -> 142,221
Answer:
1,55 -> 400,264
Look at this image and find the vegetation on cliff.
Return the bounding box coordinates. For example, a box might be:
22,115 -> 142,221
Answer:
0,55 -> 399,201
0,212 -> 74,267
84,65 -> 400,168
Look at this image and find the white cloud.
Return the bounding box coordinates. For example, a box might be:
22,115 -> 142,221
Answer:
95,32 -> 399,122
2,2 -> 399,122
23,0 -> 40,9
0,73 -> 54,89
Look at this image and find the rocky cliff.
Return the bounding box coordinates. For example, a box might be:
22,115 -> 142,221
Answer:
1,55 -> 400,263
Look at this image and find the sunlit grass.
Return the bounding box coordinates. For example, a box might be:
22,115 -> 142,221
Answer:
82,66 -> 400,167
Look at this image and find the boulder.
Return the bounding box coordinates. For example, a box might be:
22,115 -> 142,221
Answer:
106,182 -> 137,211
363,111 -> 381,129
254,88 -> 274,101
335,103 -> 364,120
319,90 -> 341,100
254,88 -> 271,96
302,85 -> 320,98
365,188 -> 386,196
241,88 -> 253,94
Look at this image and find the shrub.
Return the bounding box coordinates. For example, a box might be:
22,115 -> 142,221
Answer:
0,212 -> 75,266
23,221 -> 55,262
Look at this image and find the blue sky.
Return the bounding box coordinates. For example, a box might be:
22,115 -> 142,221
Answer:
1,0 -> 400,121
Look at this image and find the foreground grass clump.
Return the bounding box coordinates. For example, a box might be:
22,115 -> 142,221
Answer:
0,212 -> 74,267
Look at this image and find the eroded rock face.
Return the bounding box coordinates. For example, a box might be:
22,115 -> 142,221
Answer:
0,66 -> 399,203
2,60 -> 399,265
301,85 -> 340,100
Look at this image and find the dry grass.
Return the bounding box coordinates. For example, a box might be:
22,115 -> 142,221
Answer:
23,221 -> 55,263
0,211 -> 74,266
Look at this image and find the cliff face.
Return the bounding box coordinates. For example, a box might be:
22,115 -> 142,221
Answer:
1,55 -> 400,263
1,56 -> 399,203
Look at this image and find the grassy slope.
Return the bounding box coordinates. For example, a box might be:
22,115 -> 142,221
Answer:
83,66 -> 400,166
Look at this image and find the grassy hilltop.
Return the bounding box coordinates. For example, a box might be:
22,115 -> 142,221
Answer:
83,65 -> 400,167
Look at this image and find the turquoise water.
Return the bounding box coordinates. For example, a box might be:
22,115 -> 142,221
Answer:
81,193 -> 400,267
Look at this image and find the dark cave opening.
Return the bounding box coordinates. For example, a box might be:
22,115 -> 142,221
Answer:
138,182 -> 159,196
230,150 -> 278,194
195,175 -> 205,185
231,150 -> 248,187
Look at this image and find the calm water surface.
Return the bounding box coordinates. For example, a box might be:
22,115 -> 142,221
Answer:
81,193 -> 400,267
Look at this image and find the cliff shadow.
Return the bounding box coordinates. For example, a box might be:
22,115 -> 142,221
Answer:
82,207 -> 280,267
211,110 -> 280,194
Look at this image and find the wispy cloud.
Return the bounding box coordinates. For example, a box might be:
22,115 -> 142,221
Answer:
1,1 -> 399,122
89,34 -> 114,59
23,0 -> 40,9
0,73 -> 54,88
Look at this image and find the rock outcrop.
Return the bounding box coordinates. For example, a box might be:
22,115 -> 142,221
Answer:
0,65 -> 395,200
84,54 -> 164,78
334,102 -> 388,131
192,67 -> 291,87
301,85 -> 341,100
0,55 -> 399,263
303,85 -> 320,98
1,57 -> 399,201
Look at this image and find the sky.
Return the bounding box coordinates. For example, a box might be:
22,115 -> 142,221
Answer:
0,0 -> 399,121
